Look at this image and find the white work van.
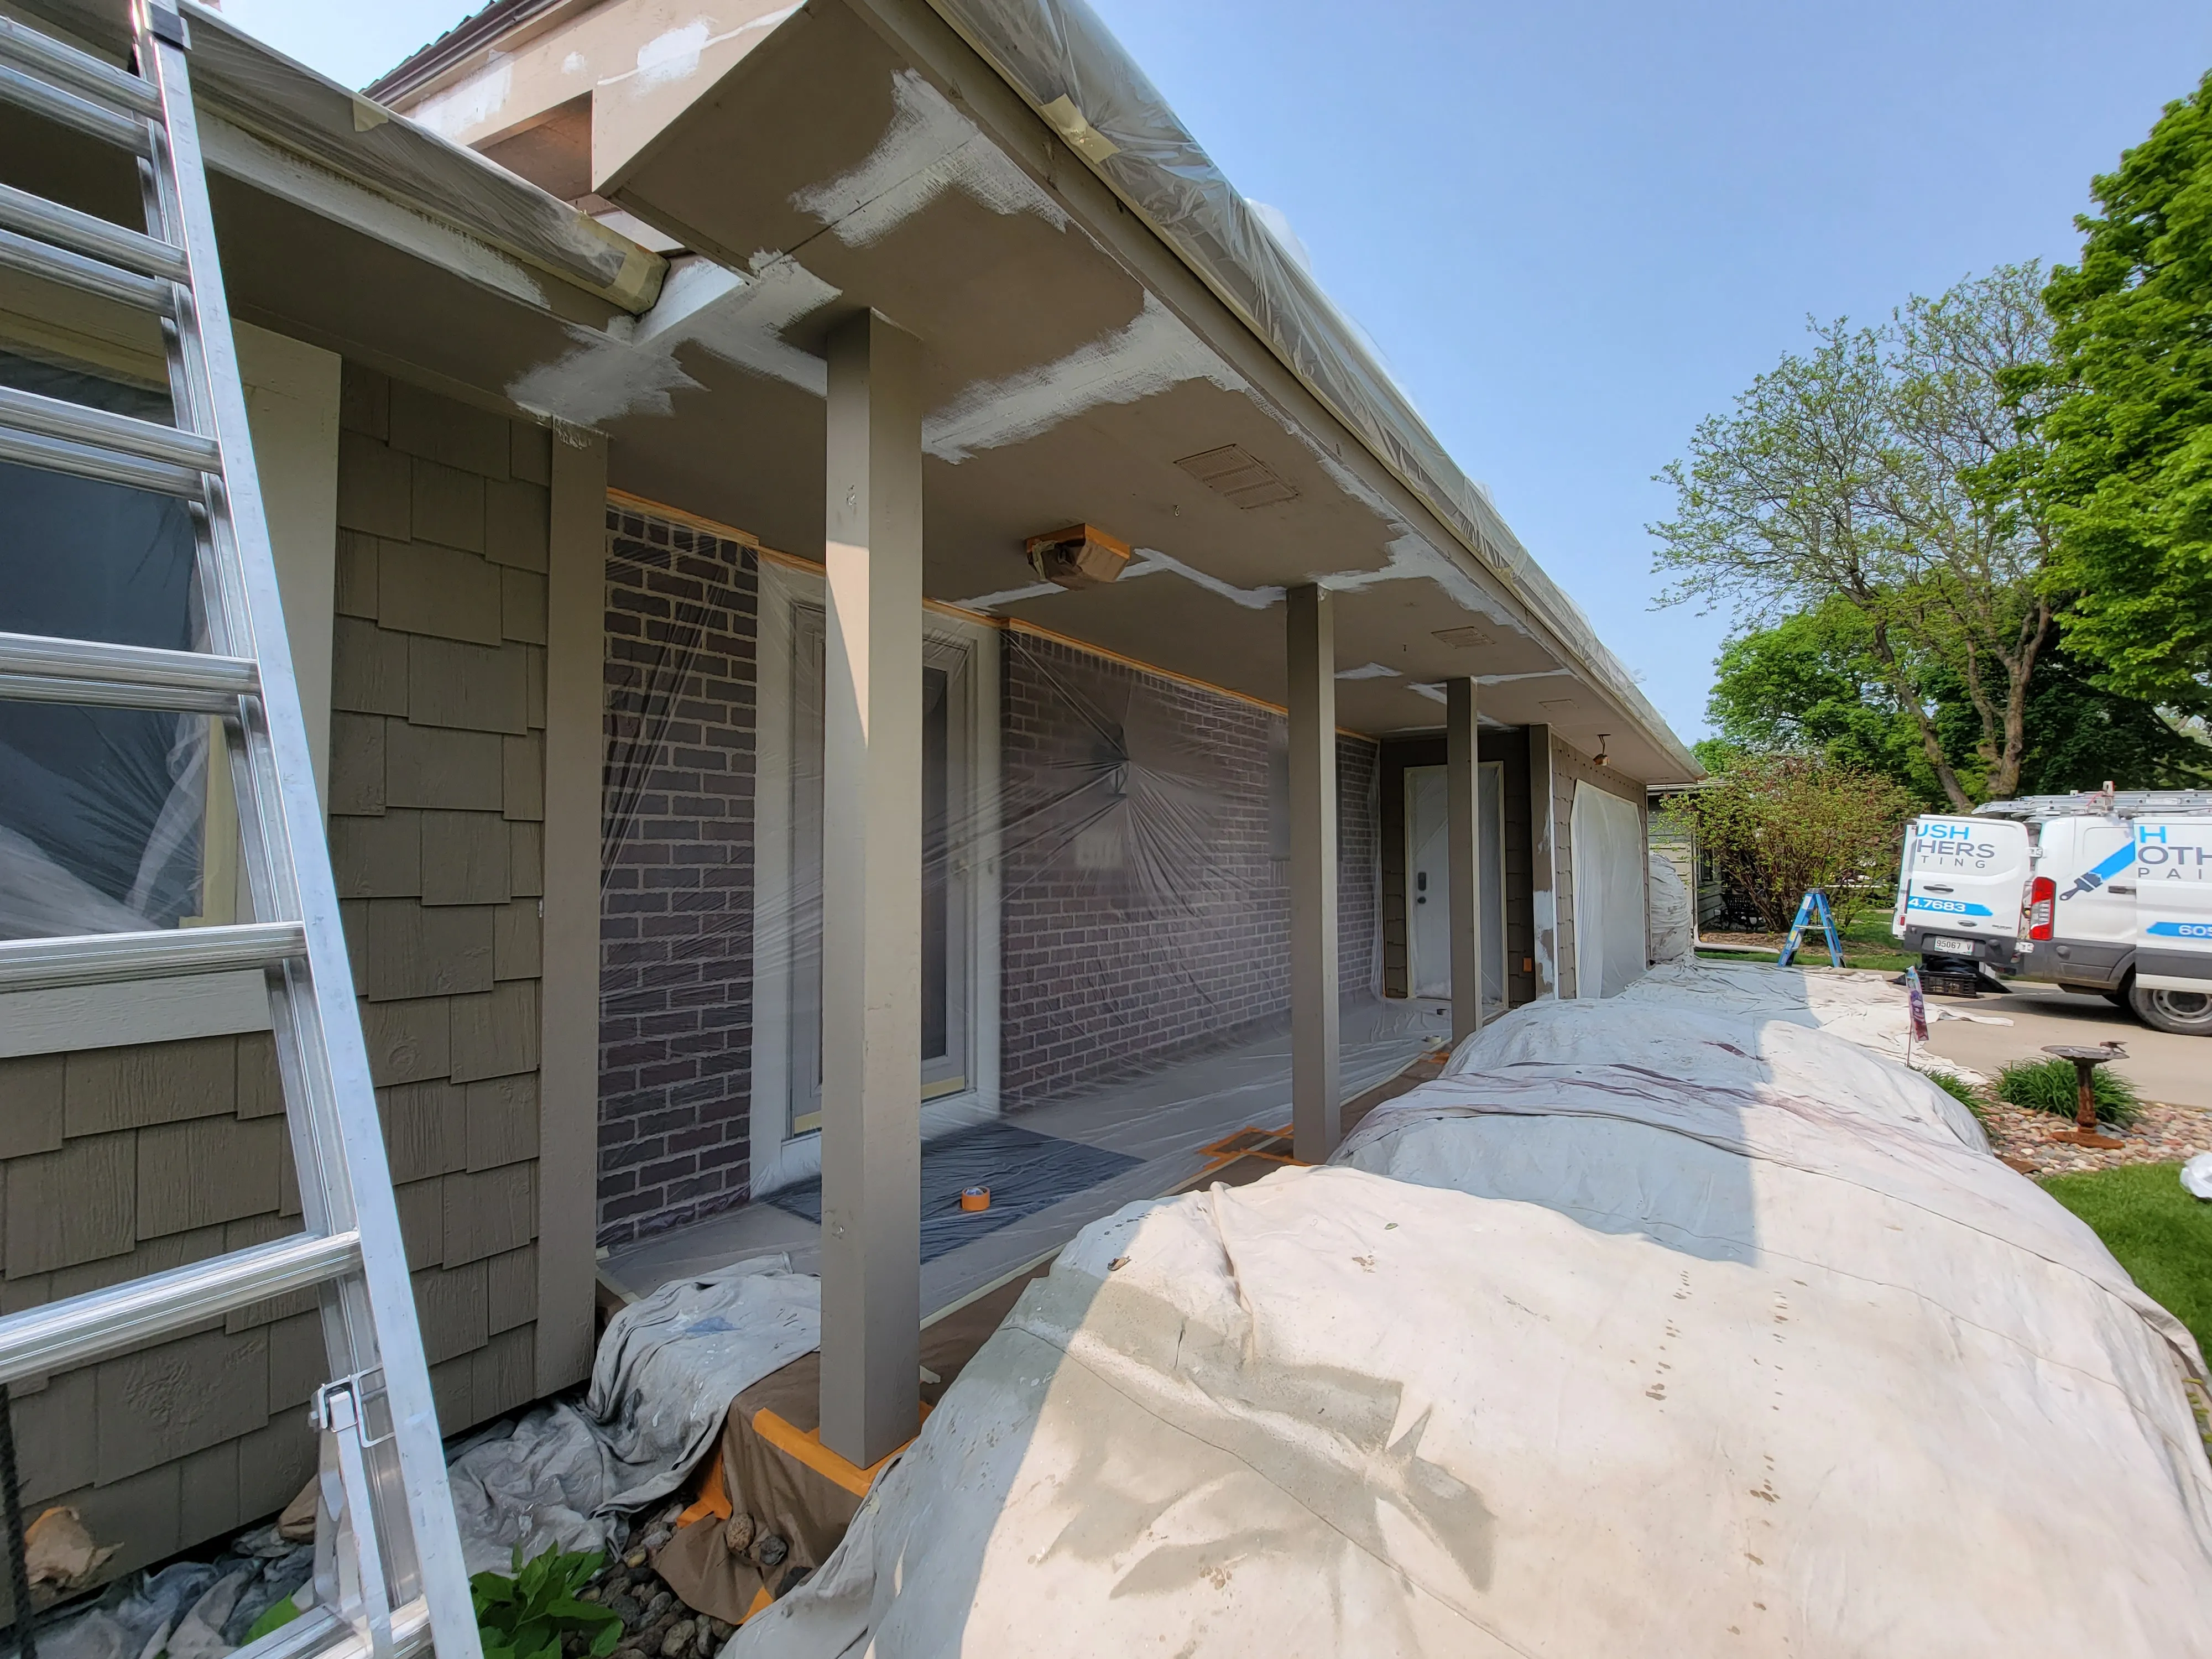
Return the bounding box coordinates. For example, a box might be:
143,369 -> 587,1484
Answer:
1891,791 -> 2212,1035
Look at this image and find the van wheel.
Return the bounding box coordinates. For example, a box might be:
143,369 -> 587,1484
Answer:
2101,988 -> 2129,1008
2128,982 -> 2212,1036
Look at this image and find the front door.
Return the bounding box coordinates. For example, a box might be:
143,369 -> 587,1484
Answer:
1405,764 -> 1505,1008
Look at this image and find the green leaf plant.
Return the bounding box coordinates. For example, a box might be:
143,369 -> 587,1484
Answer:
471,1548 -> 624,1659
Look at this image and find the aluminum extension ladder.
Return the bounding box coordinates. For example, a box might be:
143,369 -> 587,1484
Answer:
0,7 -> 479,1659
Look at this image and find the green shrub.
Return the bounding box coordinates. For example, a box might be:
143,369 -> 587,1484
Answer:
472,1548 -> 622,1659
1995,1056 -> 2140,1126
1920,1067 -> 1986,1119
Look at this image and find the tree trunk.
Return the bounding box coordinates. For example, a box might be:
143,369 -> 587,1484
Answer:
1866,620 -> 1974,811
1985,602 -> 2050,801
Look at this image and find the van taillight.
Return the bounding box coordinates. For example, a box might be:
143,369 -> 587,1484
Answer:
2027,876 -> 2056,941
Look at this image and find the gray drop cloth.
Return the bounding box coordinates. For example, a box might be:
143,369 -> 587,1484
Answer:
30,1533 -> 313,1659
448,1256 -> 821,1573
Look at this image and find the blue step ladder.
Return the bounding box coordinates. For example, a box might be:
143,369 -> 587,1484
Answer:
1775,889 -> 1843,968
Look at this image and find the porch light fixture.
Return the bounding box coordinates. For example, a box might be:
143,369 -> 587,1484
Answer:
1594,734 -> 1611,767
1026,523 -> 1132,589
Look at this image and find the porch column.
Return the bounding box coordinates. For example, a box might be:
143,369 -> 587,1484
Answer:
820,310 -> 924,1466
1446,677 -> 1484,1041
1286,583 -> 1340,1162
1528,723 -> 1558,998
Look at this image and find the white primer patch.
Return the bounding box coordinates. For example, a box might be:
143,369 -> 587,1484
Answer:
506,251 -> 838,427
408,59 -> 513,139
1121,547 -> 1282,612
925,294 -> 1243,463
1335,662 -> 1400,681
793,68 -> 1068,247
953,580 -> 1064,611
633,21 -> 711,88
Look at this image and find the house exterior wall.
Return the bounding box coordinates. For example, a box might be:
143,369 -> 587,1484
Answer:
997,630 -> 1381,1109
1377,732 -> 1535,1006
596,508 -> 758,1250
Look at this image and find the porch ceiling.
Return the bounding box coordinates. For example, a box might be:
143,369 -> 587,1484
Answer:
539,0 -> 1691,777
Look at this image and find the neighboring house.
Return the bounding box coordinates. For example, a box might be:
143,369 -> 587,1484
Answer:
0,0 -> 1696,1579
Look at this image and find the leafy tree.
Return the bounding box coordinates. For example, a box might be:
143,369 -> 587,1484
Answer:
2032,71 -> 2212,707
1653,267 -> 2061,808
1684,754 -> 1917,932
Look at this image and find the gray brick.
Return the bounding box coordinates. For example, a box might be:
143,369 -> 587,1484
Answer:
328,713 -> 387,816
94,1323 -> 268,1484
0,1053 -> 64,1160
411,457 -> 486,553
494,900 -> 540,980
408,637 -> 529,734
332,614 -> 409,715
502,734 -> 544,822
484,478 -> 549,572
390,382 -> 509,480
509,822 -> 544,896
413,1260 -> 489,1364
382,1079 -> 467,1183
502,567 -> 547,645
136,1116 -> 284,1238
236,1033 -> 284,1120
486,1243 -> 537,1334
509,421 -> 551,487
337,430 -> 409,539
450,980 -> 538,1083
366,900 -> 494,1001
465,1074 -> 536,1171
64,1036 -> 237,1136
442,1162 -> 533,1267
387,723 -> 504,811
421,811 -> 510,906
378,541 -> 502,646
331,810 -> 422,899
6,1135 -> 135,1277
335,530 -> 379,617
358,997 -> 450,1087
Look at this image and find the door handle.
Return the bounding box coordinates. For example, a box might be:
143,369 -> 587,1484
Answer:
1924,884 -> 1954,893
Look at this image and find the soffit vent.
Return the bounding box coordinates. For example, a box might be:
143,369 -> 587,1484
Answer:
1539,698 -> 1580,714
1432,625 -> 1495,649
1175,444 -> 1299,509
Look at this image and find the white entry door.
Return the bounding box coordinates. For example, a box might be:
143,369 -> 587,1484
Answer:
1406,764 -> 1505,1008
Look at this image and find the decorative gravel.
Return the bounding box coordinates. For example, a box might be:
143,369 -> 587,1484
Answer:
1974,1092 -> 2212,1177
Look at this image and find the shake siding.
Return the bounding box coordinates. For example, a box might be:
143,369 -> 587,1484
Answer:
0,366 -> 549,1589
596,509 -> 757,1250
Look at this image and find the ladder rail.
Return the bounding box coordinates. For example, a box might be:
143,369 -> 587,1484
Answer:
0,12 -> 161,118
0,920 -> 305,992
0,420 -> 206,495
0,222 -> 173,312
0,179 -> 190,281
135,7 -> 484,1650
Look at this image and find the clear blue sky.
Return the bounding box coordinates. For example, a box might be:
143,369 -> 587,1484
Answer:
232,0 -> 2212,743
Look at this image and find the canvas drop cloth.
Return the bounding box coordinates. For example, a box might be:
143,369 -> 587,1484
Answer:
1647,849 -> 1692,962
447,1258 -> 820,1573
733,963 -> 2212,1656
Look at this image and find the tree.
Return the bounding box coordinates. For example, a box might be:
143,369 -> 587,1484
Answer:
1684,755 -> 1917,932
2032,71 -> 2212,708
1652,267 -> 2060,809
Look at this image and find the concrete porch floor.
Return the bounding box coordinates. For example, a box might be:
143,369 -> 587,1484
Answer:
598,994 -> 1455,1317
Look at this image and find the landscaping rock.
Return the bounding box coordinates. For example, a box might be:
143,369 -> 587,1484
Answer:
661,1619 -> 697,1657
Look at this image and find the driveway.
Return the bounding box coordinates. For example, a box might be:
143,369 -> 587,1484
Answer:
1926,982 -> 2212,1110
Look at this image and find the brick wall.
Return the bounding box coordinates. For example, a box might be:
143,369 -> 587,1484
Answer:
596,509 -> 757,1249
1338,732 -> 1380,998
998,632 -> 1381,1108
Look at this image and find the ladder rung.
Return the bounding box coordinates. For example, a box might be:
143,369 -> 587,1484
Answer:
0,919 -> 307,993
0,222 -> 171,314
0,181 -> 189,283
0,380 -> 219,474
0,1229 -> 359,1386
0,630 -> 258,712
0,14 -> 161,119
0,420 -> 207,497
0,58 -> 149,155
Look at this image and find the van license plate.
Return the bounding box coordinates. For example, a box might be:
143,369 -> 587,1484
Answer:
1927,936 -> 1976,956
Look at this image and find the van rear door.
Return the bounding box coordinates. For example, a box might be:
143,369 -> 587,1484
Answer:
1900,816 -> 2030,957
2135,818 -> 2212,990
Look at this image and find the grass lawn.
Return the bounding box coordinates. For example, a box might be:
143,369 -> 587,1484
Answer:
2041,1162 -> 2212,1360
1694,910 -> 1918,974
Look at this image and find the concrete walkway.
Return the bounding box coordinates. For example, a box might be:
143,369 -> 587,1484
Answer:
1925,982 -> 2212,1109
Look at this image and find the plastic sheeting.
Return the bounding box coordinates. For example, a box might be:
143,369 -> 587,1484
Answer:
1569,780 -> 1645,998
918,0 -> 1691,776
732,959 -> 2211,1655
32,1528 -> 313,1659
445,1258 -> 820,1574
0,351 -> 217,942
1647,849 -> 1692,962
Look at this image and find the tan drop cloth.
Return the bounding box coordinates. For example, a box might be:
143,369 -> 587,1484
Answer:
654,1264 -> 1050,1624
